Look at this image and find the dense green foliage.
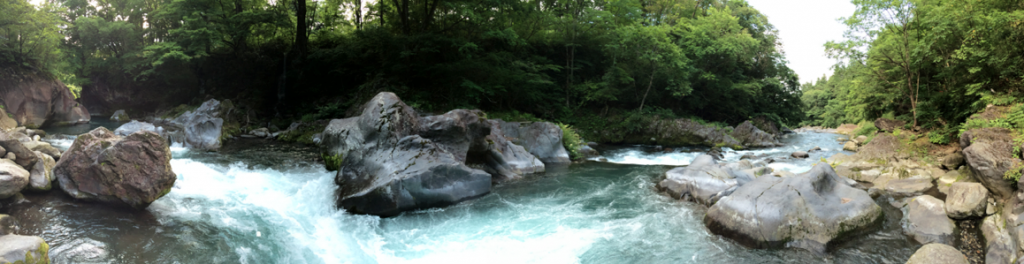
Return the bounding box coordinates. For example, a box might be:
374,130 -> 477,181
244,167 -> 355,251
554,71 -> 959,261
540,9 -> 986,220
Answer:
2,0 -> 804,127
802,0 -> 1024,131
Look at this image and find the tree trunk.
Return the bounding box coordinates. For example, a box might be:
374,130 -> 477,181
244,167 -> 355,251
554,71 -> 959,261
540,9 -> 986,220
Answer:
295,0 -> 307,56
639,64 -> 656,112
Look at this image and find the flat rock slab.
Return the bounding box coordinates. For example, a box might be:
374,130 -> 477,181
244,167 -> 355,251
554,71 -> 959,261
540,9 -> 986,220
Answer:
658,155 -> 756,205
704,163 -> 881,254
905,243 -> 968,264
903,195 -> 955,245
884,177 -> 934,198
945,182 -> 988,219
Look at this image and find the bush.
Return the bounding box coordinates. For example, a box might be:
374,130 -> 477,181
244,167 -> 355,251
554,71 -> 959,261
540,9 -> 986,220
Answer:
322,153 -> 343,171
928,131 -> 950,145
854,121 -> 878,137
559,123 -> 584,160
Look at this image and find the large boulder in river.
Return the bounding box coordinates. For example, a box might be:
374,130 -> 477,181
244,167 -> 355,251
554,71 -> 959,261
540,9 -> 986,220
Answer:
0,133 -> 37,169
960,127 -> 1019,199
53,127 -> 176,209
482,120 -> 544,182
904,243 -> 968,264
945,182 -> 988,219
168,99 -> 233,151
703,163 -> 882,254
322,92 -> 491,216
416,109 -> 491,164
0,72 -> 90,128
903,195 -> 955,245
0,159 -> 30,199
730,120 -> 779,148
874,118 -> 906,133
0,234 -> 50,264
493,120 -> 571,164
658,155 -> 756,205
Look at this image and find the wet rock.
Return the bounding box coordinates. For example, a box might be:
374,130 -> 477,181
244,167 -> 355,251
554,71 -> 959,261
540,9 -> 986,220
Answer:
790,151 -> 809,158
417,109 -> 491,164
843,141 -> 858,151
730,121 -> 779,148
0,159 -> 29,199
110,109 -> 129,122
577,145 -> 600,159
0,133 -> 37,169
0,234 -> 50,263
494,120 -> 571,164
903,195 -> 956,245
321,93 -> 491,216
170,99 -> 232,151
883,177 -> 934,198
960,127 -> 1018,199
904,243 -> 968,264
808,146 -> 821,152
0,145 -> 4,159
658,155 -> 756,205
874,118 -> 906,133
53,127 -> 176,209
704,163 -> 882,254
20,142 -> 59,161
981,213 -> 1017,264
27,151 -> 55,192
945,182 -> 988,219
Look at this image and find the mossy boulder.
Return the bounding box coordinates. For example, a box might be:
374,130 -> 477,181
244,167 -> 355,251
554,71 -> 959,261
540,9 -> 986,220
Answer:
0,235 -> 49,264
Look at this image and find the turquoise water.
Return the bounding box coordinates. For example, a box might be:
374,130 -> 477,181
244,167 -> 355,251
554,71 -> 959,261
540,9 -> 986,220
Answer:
8,128 -> 919,263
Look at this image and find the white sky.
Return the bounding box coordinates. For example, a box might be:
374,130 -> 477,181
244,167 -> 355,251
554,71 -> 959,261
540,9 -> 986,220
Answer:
745,0 -> 856,83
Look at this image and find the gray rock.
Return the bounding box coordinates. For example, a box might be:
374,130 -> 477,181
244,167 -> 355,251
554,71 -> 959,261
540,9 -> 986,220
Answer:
577,145 -> 600,159
704,163 -> 882,254
658,155 -> 756,205
114,120 -> 157,136
937,170 -> 969,195
482,120 -> 544,182
942,153 -> 965,170
0,133 -> 37,169
903,195 -> 956,245
0,159 -> 29,199
981,213 -> 1017,264
321,92 -> 491,216
0,108 -> 16,131
730,121 -> 779,148
809,146 -> 821,152
0,145 -> 5,159
20,141 -> 59,161
494,120 -> 571,164
27,151 -> 55,191
874,118 -> 906,133
945,182 -> 988,219
961,128 -> 1018,199
2,153 -> 11,161
250,128 -> 270,138
110,109 -> 130,122
170,99 -> 231,151
417,109 -> 491,164
855,135 -> 868,145
0,234 -> 50,263
791,151 -> 809,158
883,177 -> 933,198
904,243 -> 968,264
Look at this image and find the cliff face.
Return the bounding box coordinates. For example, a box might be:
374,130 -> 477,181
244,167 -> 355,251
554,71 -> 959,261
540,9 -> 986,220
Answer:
0,70 -> 91,128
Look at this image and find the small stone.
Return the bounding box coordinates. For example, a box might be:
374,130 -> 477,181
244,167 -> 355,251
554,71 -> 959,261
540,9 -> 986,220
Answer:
843,141 -> 858,151
791,151 -> 809,158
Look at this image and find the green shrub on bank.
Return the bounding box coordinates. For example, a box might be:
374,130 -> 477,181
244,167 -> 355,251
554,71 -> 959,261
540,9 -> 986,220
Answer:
559,123 -> 584,160
854,121 -> 877,137
323,153 -> 343,171
928,131 -> 950,145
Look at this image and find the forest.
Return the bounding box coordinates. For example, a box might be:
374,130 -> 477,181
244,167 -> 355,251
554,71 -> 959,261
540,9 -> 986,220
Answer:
801,0 -> 1024,143
1,0 -> 802,131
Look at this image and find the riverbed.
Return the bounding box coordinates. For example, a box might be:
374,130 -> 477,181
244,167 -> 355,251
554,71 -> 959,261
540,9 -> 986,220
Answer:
3,122 -> 922,263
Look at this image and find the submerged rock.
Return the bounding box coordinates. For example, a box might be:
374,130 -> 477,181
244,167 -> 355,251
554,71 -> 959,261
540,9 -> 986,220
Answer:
493,120 -> 571,164
703,163 -> 882,254
0,159 -> 29,199
322,93 -> 492,216
903,195 -> 955,245
945,182 -> 988,219
53,127 -> 176,209
658,155 -> 756,205
904,243 -> 968,264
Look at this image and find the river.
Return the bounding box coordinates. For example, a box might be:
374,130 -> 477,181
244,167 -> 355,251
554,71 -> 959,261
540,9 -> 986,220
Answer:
3,122 -> 921,263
